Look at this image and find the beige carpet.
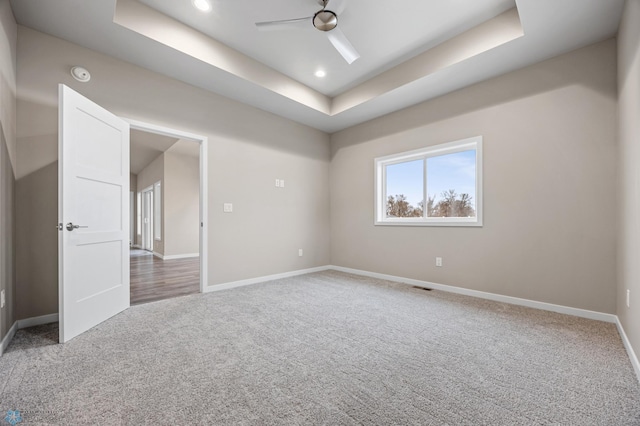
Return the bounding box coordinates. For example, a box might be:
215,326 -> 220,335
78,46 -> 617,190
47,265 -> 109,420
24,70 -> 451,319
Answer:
1,271 -> 639,425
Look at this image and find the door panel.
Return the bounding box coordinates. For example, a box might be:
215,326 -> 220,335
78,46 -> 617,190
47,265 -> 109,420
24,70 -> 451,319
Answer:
59,84 -> 130,343
75,178 -> 123,231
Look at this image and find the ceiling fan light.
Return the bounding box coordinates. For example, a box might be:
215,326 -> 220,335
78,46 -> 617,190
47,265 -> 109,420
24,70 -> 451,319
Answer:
192,0 -> 211,13
313,10 -> 337,32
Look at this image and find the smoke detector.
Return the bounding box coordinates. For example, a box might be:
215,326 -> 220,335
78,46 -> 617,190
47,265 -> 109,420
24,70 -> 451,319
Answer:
70,66 -> 91,83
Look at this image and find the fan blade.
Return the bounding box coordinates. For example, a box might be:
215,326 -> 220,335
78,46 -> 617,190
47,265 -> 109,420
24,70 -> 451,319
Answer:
325,0 -> 347,14
255,17 -> 311,31
327,27 -> 360,64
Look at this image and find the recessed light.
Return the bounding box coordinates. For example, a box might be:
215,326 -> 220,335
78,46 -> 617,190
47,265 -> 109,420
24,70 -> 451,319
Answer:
315,70 -> 326,78
192,0 -> 211,12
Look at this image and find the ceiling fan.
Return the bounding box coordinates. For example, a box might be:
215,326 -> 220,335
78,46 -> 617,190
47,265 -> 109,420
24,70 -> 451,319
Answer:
255,0 -> 360,64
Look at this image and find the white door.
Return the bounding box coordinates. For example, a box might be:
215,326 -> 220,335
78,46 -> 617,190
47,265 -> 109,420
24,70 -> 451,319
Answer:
58,84 -> 130,343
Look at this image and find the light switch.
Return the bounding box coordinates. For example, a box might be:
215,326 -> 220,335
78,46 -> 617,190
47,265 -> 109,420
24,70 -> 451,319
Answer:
280,180 -> 285,188
223,203 -> 233,213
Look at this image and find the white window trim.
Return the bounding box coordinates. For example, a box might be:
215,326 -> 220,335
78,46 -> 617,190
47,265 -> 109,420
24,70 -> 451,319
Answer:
374,136 -> 483,227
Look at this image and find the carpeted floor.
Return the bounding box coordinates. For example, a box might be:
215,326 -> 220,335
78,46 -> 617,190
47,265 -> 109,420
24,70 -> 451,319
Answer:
1,271 -> 639,425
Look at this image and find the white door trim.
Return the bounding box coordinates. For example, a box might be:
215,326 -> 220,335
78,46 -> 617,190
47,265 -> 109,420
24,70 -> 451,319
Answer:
124,119 -> 208,294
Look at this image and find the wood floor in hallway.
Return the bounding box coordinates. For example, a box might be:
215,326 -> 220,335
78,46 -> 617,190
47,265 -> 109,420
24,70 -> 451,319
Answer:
130,249 -> 200,305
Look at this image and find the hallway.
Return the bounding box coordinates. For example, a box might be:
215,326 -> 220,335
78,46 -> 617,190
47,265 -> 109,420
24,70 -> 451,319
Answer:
130,249 -> 200,305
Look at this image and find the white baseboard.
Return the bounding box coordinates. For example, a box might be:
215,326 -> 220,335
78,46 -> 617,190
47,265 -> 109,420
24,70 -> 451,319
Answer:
616,318 -> 640,382
17,313 -> 59,329
328,265 -> 640,382
0,314 -> 59,357
0,321 -> 18,356
160,253 -> 199,260
328,265 -> 617,324
204,266 -> 331,293
1,267 -> 638,385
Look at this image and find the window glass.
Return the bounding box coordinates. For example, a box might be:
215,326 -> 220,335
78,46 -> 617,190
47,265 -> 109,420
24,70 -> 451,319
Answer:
386,159 -> 424,218
154,182 -> 161,240
374,136 -> 482,227
426,150 -> 476,218
136,192 -> 141,236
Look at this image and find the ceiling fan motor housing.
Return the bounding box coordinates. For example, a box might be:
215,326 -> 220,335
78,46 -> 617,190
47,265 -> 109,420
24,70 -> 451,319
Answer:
313,10 -> 337,31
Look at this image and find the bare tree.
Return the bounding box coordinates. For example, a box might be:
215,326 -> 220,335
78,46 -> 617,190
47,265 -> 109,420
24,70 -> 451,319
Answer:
430,190 -> 475,217
455,192 -> 475,217
387,191 -> 474,218
387,194 -> 422,217
424,195 -> 436,217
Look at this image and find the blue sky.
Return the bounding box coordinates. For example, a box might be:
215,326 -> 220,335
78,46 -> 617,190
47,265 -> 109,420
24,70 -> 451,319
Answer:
386,150 -> 476,209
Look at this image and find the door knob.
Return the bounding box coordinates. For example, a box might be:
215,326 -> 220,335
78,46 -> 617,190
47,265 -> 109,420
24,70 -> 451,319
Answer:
66,222 -> 88,231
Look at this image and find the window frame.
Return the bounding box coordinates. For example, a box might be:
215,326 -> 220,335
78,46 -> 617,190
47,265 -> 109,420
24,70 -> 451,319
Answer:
374,136 -> 483,227
153,181 -> 162,241
136,192 -> 142,236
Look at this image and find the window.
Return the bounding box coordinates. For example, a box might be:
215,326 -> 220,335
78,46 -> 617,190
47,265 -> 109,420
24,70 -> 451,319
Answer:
154,181 -> 161,240
136,192 -> 142,236
375,136 -> 482,226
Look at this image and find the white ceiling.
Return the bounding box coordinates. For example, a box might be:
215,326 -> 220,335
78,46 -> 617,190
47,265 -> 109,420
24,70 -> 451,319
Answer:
131,131 -> 200,175
10,0 -> 625,133
138,0 -> 516,96
167,139 -> 201,159
130,129 -> 177,175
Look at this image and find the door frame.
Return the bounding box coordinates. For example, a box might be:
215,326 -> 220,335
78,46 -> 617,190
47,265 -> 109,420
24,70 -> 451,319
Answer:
125,119 -> 208,294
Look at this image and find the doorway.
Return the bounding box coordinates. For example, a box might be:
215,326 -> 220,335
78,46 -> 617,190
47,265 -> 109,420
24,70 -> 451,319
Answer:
126,119 -> 208,303
58,85 -> 209,342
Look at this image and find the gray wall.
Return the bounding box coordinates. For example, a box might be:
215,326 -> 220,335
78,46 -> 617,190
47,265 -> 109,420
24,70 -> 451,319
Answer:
330,39 -> 618,314
14,25 -> 331,319
15,162 -> 57,320
164,152 -> 199,257
618,0 -> 640,366
0,0 -> 17,343
1,131 -> 15,342
14,99 -> 57,321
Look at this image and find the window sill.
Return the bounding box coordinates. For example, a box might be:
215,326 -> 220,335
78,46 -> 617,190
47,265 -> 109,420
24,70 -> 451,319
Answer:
375,219 -> 482,227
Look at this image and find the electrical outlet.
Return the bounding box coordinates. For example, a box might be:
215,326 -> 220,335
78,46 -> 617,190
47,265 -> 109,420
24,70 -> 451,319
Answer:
223,203 -> 233,213
298,249 -> 303,257
627,289 -> 630,308
1,290 -> 5,308
436,257 -> 443,267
